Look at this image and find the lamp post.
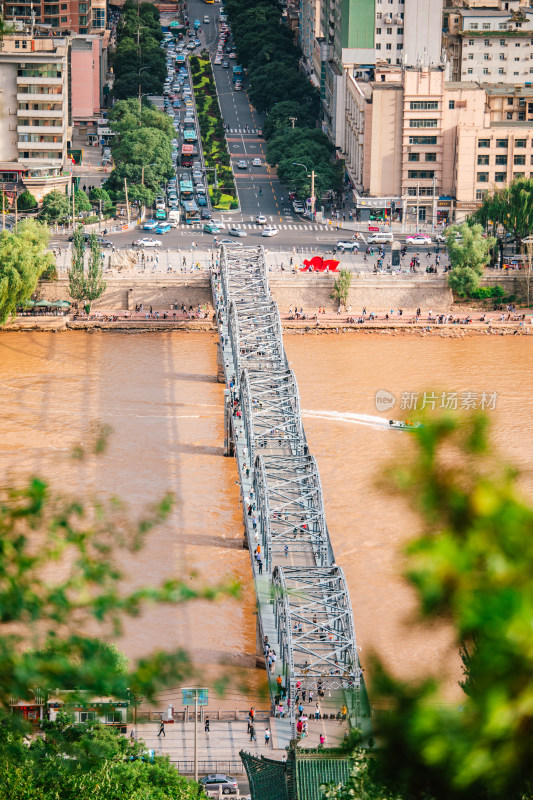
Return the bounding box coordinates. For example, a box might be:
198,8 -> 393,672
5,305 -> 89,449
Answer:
292,161 -> 316,221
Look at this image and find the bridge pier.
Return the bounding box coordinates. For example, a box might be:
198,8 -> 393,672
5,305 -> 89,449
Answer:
216,343 -> 225,384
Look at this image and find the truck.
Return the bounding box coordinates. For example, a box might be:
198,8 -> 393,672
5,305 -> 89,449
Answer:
232,65 -> 243,84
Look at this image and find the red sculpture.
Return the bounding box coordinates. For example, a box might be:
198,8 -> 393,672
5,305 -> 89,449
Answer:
300,256 -> 340,272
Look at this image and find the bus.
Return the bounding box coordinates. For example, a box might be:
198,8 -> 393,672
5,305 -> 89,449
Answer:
183,129 -> 198,143
180,144 -> 194,167
182,199 -> 200,223
179,180 -> 194,202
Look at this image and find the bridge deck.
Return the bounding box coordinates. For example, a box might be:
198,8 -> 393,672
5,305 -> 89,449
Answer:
212,245 -> 368,743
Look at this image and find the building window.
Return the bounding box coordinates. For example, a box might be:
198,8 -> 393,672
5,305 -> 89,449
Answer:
407,170 -> 435,179
495,154 -> 508,165
386,42 -> 392,50
499,69 -> 505,74
482,23 -> 490,30
468,39 -> 474,46
514,172 -> 525,178
483,53 -> 490,60
514,154 -> 526,165
482,68 -> 489,75
398,27 -> 403,34
468,54 -> 474,60
425,152 -> 437,162
499,23 -> 507,30
515,139 -> 526,148
397,43 -> 403,50
468,68 -> 473,74
477,172 -> 489,182
496,139 -> 508,148
409,136 -> 437,145
499,54 -> 506,60
386,27 -> 392,34
477,155 -> 490,165
78,2 -> 86,10
507,112 -> 514,120
500,39 -> 505,46
476,189 -> 488,200
408,152 -> 420,161
376,27 -> 381,34
470,23 -> 478,30
60,15 -> 66,21
80,712 -> 96,722
448,100 -> 455,109
376,43 -> 381,49
495,173 -> 506,182
484,39 -> 490,47
409,119 -> 438,128
409,101 -> 438,110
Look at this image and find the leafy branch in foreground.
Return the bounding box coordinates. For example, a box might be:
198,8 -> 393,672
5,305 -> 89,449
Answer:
370,413 -> 533,800
0,430 -> 239,710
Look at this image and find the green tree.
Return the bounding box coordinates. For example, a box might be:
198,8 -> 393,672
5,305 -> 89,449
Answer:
85,232 -> 106,309
16,190 -> 38,211
74,189 -> 92,213
474,177 -> 533,249
445,223 -> 495,296
68,224 -> 86,306
89,186 -> 112,210
41,189 -> 70,221
0,713 -> 202,799
0,219 -> 54,324
331,267 -> 352,307
371,414 -> 533,800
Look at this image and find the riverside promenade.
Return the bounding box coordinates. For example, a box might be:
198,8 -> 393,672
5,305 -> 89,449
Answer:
211,244 -> 369,749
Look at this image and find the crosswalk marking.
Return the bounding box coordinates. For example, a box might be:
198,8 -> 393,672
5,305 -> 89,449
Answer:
226,127 -> 260,134
183,222 -> 330,232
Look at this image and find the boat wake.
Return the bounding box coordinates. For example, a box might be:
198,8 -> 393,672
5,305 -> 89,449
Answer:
302,409 -> 390,429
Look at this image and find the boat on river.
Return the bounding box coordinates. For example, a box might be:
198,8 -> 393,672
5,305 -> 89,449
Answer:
388,420 -> 423,431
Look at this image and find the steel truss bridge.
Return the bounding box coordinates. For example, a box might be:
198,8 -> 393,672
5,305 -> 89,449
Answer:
212,245 -> 365,738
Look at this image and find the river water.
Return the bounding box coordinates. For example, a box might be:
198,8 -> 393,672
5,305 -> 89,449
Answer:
1,331 -> 531,703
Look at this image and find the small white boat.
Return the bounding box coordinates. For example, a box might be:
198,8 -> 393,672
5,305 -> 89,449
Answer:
388,420 -> 423,431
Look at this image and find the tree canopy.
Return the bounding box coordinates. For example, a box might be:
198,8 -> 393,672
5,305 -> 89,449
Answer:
473,177 -> 533,247
112,1 -> 165,100
0,219 -> 54,323
16,190 -> 38,211
41,189 -> 70,222
445,222 -> 495,297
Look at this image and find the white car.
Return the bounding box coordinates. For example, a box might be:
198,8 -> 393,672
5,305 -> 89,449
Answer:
335,240 -> 359,252
237,160 -> 247,169
262,227 -> 279,237
406,234 -> 432,245
203,15 -> 209,22
252,158 -> 262,167
133,237 -> 162,248
255,215 -> 267,224
293,201 -> 305,214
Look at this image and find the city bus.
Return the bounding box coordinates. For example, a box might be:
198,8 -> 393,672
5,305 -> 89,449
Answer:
180,144 -> 194,167
183,129 -> 198,143
179,180 -> 194,202
182,199 -> 200,223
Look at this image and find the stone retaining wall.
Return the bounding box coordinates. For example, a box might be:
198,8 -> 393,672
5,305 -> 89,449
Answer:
35,272 -> 519,313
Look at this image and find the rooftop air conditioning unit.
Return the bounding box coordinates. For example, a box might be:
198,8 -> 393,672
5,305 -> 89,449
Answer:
394,14 -> 402,24
385,15 -> 392,23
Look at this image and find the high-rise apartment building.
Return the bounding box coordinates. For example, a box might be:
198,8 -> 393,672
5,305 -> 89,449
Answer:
444,1 -> 533,82
1,0 -> 106,35
317,0 -> 445,147
0,34 -> 70,200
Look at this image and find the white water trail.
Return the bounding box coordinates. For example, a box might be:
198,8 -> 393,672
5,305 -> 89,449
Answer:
302,409 -> 391,429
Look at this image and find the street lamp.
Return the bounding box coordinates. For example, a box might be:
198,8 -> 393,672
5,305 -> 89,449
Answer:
292,161 -> 316,221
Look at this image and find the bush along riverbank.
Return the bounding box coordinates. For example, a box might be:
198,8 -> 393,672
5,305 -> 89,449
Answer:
190,55 -> 238,211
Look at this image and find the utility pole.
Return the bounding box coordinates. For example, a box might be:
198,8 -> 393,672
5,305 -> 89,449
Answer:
432,174 -> 437,233
289,116 -> 297,129
14,192 -> 18,232
141,165 -> 144,186
72,184 -> 75,232
124,178 -> 130,225
194,692 -> 198,784
99,198 -> 102,232
416,182 -> 420,234
2,188 -> 5,231
310,170 -> 316,221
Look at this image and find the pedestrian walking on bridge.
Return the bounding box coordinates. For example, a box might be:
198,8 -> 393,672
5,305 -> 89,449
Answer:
158,721 -> 165,738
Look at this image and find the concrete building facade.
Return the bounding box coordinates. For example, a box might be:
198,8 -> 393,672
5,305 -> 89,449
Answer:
444,2 -> 533,82
0,34 -> 70,201
1,0 -> 106,35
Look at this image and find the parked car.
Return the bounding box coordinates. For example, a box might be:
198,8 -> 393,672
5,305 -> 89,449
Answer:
133,237 -> 162,248
199,775 -> 238,795
335,240 -> 359,252
406,234 -> 432,245
262,226 -> 279,237
229,227 -> 246,237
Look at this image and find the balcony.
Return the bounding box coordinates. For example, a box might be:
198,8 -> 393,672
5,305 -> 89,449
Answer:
17,124 -> 64,134
17,93 -> 64,103
17,139 -> 63,150
17,108 -> 63,118
17,76 -> 63,86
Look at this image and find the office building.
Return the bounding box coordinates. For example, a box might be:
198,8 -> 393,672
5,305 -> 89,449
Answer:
1,0 -> 106,35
